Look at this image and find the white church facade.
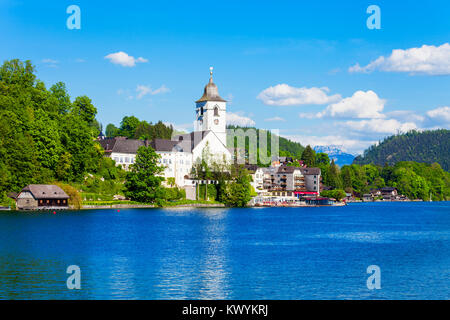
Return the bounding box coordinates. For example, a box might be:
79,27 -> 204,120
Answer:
99,68 -> 232,187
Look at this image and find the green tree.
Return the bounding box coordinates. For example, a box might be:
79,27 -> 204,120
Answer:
321,189 -> 346,201
315,152 -> 330,165
301,145 -> 316,167
328,159 -> 342,189
222,165 -> 252,207
124,146 -> 165,204
73,96 -> 97,124
105,123 -> 119,138
119,116 -> 140,138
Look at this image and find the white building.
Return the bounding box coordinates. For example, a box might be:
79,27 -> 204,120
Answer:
99,68 -> 231,187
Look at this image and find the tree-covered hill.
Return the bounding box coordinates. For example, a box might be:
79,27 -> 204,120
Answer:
226,125 -> 305,164
353,129 -> 450,171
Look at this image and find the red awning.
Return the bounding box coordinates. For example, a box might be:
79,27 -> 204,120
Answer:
294,191 -> 318,195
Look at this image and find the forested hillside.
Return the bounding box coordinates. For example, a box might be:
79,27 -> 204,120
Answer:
105,117 -> 173,140
0,59 -> 173,205
226,125 -> 305,163
353,130 -> 450,171
0,59 -> 104,196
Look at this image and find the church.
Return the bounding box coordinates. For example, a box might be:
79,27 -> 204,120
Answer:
99,68 -> 232,187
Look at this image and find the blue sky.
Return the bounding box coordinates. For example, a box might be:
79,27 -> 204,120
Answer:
1,0 -> 449,154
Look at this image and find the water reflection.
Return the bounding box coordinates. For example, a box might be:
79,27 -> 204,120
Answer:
153,208 -> 231,299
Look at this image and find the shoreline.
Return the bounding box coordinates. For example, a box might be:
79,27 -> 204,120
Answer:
81,203 -> 226,209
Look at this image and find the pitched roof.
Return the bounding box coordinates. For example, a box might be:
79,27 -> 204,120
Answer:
98,138 -> 145,154
21,185 -> 69,199
98,138 -> 117,152
299,167 -> 321,175
276,166 -> 299,174
150,139 -> 181,152
173,131 -> 210,151
380,187 -> 396,192
195,77 -> 226,103
244,164 -> 259,172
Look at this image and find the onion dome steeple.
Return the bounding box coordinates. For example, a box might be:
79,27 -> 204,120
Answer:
195,67 -> 227,103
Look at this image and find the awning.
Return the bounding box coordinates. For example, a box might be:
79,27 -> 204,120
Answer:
294,191 -> 318,195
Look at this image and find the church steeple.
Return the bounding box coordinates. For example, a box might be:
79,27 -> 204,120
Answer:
195,67 -> 226,103
194,67 -> 227,146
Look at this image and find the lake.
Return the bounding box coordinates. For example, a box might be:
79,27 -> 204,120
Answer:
0,202 -> 449,299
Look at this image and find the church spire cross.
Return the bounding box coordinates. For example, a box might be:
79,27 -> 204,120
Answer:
209,66 -> 213,83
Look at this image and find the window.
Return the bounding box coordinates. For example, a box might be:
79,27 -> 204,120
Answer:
214,106 -> 219,116
125,157 -> 129,163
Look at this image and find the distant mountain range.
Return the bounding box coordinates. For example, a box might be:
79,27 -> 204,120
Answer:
314,145 -> 356,166
353,129 -> 450,171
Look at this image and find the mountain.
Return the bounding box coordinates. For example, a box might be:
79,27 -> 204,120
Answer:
314,145 -> 356,166
353,129 -> 450,171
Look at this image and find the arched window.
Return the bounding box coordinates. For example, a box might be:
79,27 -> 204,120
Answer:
214,106 -> 219,116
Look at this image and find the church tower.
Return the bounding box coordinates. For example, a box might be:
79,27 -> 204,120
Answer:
195,67 -> 227,146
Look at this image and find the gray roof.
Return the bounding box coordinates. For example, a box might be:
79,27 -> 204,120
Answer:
195,77 -> 226,103
21,185 -> 69,199
173,131 -> 211,151
98,138 -> 145,154
99,137 -> 194,154
150,139 -> 183,152
277,166 -> 299,174
113,139 -> 146,153
299,167 -> 321,175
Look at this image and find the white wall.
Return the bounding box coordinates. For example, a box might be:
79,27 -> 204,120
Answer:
195,101 -> 227,146
110,152 -> 136,170
192,131 -> 231,166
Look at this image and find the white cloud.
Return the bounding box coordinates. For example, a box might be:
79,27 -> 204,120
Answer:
136,85 -> 151,99
257,84 -> 341,106
316,90 -> 386,119
105,51 -> 148,67
226,93 -> 234,105
265,116 -> 286,122
42,59 -> 59,67
425,106 -> 450,128
165,122 -> 193,134
227,112 -> 256,126
42,58 -> 58,64
385,110 -> 425,123
136,85 -> 170,99
285,134 -> 374,155
341,118 -> 418,134
349,43 -> 450,75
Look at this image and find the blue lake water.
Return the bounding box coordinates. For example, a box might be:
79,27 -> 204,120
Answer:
0,202 -> 449,300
